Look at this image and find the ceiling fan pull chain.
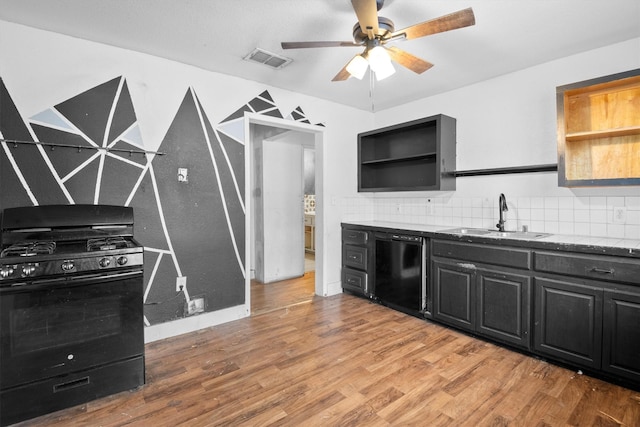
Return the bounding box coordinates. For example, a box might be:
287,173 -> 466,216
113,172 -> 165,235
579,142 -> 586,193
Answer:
369,69 -> 375,112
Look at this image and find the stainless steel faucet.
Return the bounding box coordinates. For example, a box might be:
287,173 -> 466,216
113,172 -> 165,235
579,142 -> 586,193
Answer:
496,193 -> 508,231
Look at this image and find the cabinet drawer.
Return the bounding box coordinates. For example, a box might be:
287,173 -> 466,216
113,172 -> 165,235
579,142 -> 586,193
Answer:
534,252 -> 640,285
342,229 -> 368,245
432,240 -> 531,270
343,244 -> 368,270
342,267 -> 368,294
304,215 -> 315,226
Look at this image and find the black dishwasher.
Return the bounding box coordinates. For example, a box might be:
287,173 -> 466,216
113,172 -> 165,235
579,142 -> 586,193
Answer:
374,232 -> 427,317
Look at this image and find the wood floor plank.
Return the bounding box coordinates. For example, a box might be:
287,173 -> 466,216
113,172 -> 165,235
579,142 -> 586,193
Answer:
14,290 -> 640,427
251,271 -> 316,315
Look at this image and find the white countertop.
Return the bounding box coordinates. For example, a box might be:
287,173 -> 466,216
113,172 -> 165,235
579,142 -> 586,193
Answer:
343,220 -> 640,254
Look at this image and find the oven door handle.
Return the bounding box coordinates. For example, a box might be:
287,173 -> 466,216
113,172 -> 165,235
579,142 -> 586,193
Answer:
1,270 -> 143,293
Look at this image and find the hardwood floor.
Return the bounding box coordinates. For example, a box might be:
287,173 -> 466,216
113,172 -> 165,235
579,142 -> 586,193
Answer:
251,271 -> 316,316
17,293 -> 640,426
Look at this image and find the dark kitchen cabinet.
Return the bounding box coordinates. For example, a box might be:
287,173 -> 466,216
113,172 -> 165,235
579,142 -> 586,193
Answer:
341,223 -> 640,389
477,269 -> 530,349
602,289 -> 640,383
358,114 -> 456,192
533,250 -> 640,383
432,240 -> 532,349
433,259 -> 475,330
341,226 -> 372,297
533,277 -> 603,369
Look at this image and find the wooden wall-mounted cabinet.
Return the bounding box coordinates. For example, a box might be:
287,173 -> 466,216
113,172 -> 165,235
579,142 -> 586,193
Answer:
358,114 -> 456,192
557,68 -> 640,187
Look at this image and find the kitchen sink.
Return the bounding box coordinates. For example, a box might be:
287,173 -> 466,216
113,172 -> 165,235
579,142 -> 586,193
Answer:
442,227 -> 551,240
444,228 -> 492,235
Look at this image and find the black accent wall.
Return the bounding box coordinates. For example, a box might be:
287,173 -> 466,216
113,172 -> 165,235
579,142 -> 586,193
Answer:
0,76 -> 321,326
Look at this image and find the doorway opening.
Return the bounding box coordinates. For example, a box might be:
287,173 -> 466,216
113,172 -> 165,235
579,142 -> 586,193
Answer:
245,114 -> 324,315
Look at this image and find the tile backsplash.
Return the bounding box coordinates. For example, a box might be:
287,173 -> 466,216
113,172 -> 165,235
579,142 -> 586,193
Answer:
304,194 -> 316,214
342,195 -> 640,240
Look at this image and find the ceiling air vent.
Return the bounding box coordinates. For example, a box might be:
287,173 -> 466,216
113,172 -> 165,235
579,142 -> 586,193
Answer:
244,48 -> 292,69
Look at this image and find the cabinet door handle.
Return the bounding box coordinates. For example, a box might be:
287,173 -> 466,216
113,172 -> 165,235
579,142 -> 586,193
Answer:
458,262 -> 476,270
590,267 -> 614,275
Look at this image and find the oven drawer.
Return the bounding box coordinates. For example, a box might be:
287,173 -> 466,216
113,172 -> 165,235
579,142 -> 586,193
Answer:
0,356 -> 144,426
343,244 -> 368,270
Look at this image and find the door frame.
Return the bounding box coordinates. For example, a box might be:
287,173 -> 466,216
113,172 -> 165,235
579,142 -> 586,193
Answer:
244,113 -> 325,310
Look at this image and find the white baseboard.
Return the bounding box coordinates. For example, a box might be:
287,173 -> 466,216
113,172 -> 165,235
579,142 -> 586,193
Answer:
144,304 -> 250,343
326,279 -> 343,297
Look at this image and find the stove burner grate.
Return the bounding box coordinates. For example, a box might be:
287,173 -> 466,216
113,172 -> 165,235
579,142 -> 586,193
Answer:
0,241 -> 57,258
87,237 -> 128,252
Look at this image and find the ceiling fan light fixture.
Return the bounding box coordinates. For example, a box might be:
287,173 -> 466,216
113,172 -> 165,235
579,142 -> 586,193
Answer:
346,54 -> 369,79
368,46 -> 395,80
373,61 -> 395,81
281,6 -> 475,83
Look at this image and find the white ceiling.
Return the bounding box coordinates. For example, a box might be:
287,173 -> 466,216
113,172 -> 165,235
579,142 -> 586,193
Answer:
1,0 -> 639,112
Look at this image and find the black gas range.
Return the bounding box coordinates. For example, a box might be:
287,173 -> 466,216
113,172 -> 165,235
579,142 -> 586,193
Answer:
0,204 -> 143,283
0,205 -> 145,426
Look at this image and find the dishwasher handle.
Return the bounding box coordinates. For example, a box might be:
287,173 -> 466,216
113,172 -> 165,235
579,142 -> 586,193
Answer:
391,234 -> 423,243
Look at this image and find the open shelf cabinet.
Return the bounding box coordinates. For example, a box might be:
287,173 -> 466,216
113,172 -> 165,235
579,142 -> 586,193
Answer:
557,68 -> 640,187
358,114 -> 456,192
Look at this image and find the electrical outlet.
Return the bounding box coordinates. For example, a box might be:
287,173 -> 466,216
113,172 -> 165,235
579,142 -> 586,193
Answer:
177,168 -> 188,183
187,297 -> 205,315
176,276 -> 187,292
613,207 -> 627,224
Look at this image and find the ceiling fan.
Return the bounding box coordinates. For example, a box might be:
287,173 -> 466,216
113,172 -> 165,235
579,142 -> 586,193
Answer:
281,0 -> 475,82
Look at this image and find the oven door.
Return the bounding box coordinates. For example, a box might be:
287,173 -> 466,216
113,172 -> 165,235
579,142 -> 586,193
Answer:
0,270 -> 144,389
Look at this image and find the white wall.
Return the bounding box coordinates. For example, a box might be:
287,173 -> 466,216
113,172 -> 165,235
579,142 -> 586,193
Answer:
352,38 -> 640,239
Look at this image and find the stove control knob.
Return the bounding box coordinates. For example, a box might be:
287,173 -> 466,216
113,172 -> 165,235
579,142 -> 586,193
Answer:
1,266 -> 15,278
22,264 -> 36,276
117,256 -> 128,266
99,258 -> 111,268
61,260 -> 75,272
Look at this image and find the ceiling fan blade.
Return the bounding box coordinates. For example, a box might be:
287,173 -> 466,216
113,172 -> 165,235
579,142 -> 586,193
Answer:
390,7 -> 475,41
282,41 -> 361,49
332,61 -> 353,82
385,46 -> 433,74
351,0 -> 379,39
